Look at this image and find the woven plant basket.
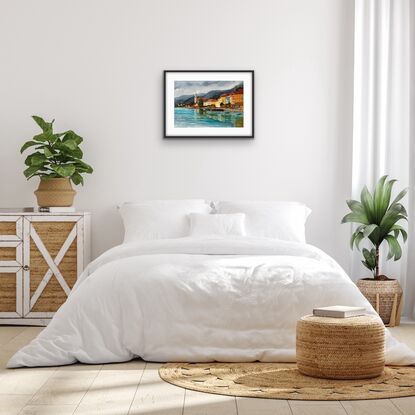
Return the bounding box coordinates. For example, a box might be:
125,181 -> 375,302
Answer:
296,315 -> 385,380
34,178 -> 76,207
356,279 -> 403,327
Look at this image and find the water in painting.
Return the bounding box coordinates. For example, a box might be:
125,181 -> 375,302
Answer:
174,81 -> 244,128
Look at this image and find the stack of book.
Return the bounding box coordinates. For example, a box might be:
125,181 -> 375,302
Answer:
313,306 -> 366,318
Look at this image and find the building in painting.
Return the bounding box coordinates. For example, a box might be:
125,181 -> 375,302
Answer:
203,99 -> 217,107
216,96 -> 227,107
229,88 -> 244,108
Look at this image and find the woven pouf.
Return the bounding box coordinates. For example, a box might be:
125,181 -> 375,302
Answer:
296,315 -> 385,380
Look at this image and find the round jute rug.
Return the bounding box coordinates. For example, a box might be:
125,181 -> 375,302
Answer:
159,363 -> 415,401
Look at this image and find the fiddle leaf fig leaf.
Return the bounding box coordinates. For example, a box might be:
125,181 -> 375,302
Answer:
20,141 -> 39,153
51,164 -> 76,177
32,115 -> 53,132
23,165 -> 41,178
44,147 -> 53,158
71,172 -> 83,185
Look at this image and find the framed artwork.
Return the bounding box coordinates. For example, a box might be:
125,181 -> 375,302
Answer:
164,70 -> 254,138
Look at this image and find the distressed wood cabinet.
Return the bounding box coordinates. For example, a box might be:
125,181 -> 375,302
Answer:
0,212 -> 91,325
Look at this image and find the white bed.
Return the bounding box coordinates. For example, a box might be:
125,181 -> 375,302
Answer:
7,236 -> 415,368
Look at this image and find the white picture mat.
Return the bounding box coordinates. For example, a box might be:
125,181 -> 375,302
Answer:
165,71 -> 253,137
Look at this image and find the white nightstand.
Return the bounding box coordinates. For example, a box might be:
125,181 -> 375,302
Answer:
0,211 -> 91,325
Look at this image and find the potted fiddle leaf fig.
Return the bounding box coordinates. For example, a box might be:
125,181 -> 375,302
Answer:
21,116 -> 93,207
341,175 -> 408,326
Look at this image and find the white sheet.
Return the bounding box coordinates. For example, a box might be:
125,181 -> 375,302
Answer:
8,237 -> 415,368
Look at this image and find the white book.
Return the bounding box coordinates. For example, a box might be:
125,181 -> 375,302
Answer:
37,206 -> 76,213
313,306 -> 366,318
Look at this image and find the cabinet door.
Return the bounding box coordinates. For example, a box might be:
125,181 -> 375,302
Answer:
0,216 -> 23,241
0,267 -> 23,318
23,216 -> 83,318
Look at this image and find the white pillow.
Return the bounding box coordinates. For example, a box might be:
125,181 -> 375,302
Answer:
120,200 -> 211,242
189,213 -> 246,237
216,201 -> 311,243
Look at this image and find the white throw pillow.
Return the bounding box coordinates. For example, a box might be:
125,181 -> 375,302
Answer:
120,200 -> 211,242
189,213 -> 246,237
216,201 -> 311,243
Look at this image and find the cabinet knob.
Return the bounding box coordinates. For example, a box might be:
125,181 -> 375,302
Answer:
23,265 -> 30,271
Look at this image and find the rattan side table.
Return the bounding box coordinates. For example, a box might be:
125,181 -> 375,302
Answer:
296,315 -> 385,379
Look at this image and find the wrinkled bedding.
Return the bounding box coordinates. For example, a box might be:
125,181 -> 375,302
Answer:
8,237 -> 415,368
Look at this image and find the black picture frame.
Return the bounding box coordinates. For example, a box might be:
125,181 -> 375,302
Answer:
164,70 -> 254,139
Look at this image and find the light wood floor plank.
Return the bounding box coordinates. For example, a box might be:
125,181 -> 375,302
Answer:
1,327 -> 43,351
0,394 -> 32,415
0,327 -> 26,347
390,396 -> 415,415
183,389 -> 237,415
0,367 -> 56,395
129,363 -> 184,415
74,364 -> 144,414
0,327 -> 44,382
20,404 -> 77,415
341,400 -> 402,415
289,401 -> 347,415
29,367 -> 100,405
237,397 -> 292,415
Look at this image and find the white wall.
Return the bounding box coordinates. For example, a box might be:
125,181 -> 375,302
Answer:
0,0 -> 354,270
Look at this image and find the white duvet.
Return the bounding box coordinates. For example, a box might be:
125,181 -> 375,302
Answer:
8,237 -> 415,368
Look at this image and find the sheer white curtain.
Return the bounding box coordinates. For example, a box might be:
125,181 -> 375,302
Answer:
352,0 -> 415,317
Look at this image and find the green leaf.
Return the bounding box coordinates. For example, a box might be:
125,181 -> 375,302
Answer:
32,116 -> 53,133
379,178 -> 397,219
71,172 -> 84,186
350,226 -> 365,249
61,139 -> 78,151
346,200 -> 364,212
385,235 -> 402,261
379,204 -> 408,236
342,212 -> 369,225
354,232 -> 365,251
23,165 -> 41,179
373,175 -> 387,221
363,224 -> 378,238
391,224 -> 408,243
73,160 -> 93,173
50,164 -> 76,178
63,130 -> 83,145
25,153 -> 46,166
391,188 -> 408,206
362,247 -> 376,269
20,141 -> 39,153
360,186 -> 375,223
32,132 -> 49,142
362,260 -> 374,272
394,203 -> 408,217
44,147 -> 53,158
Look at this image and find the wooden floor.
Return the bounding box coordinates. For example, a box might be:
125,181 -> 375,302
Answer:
0,324 -> 414,415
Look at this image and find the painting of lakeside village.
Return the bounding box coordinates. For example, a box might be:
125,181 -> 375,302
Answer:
174,80 -> 244,128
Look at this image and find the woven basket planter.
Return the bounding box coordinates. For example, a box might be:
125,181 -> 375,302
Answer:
34,178 -> 76,207
296,315 -> 385,380
356,279 -> 403,327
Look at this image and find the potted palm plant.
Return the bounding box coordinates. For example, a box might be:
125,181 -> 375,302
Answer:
341,175 -> 408,326
21,116 -> 93,207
